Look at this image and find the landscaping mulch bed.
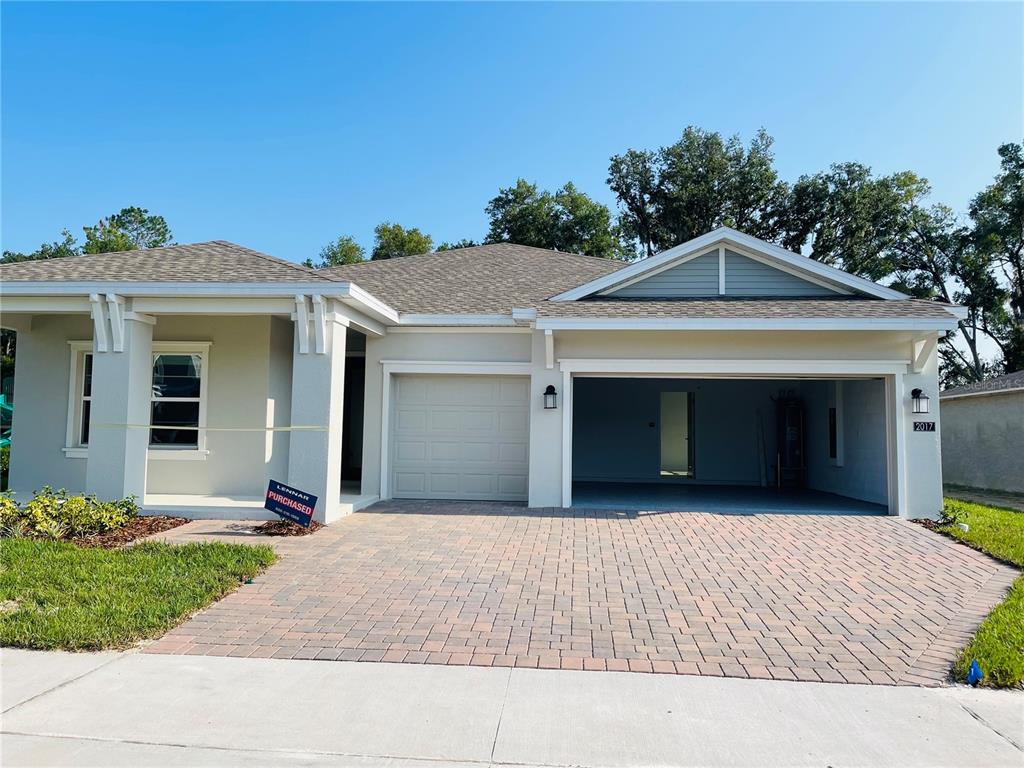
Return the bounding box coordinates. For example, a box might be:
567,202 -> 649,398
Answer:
74,515 -> 189,549
251,519 -> 324,536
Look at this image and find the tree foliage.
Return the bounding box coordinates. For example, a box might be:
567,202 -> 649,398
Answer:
305,235 -> 365,268
83,207 -> 172,254
1,229 -> 80,264
370,222 -> 432,260
436,239 -> 479,251
608,127 -> 786,257
484,179 -> 626,259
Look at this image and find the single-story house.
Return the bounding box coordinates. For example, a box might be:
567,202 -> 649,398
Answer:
0,227 -> 962,521
940,370 -> 1024,494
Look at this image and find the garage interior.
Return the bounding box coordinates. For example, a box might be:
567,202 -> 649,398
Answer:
571,376 -> 889,515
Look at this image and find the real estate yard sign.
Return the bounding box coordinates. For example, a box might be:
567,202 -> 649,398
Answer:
265,480 -> 318,527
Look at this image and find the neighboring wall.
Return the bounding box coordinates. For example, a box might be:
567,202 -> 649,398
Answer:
941,392 -> 1024,493
803,379 -> 888,505
8,313 -> 293,499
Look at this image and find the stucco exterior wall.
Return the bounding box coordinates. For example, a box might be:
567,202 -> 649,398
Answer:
8,314 -> 94,496
941,392 -> 1024,493
8,313 -> 291,500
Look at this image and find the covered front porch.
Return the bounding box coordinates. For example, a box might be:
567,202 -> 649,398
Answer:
3,286 -> 392,523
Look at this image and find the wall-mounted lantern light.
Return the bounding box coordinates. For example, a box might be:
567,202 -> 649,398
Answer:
543,385 -> 558,410
911,388 -> 930,414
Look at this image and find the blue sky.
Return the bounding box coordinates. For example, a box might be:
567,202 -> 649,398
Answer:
3,2 -> 1021,263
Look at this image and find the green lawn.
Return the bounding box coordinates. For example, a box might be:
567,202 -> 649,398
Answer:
0,538 -> 276,650
935,499 -> 1024,689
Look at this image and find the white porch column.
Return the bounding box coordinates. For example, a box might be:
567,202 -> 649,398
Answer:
287,296 -> 346,523
85,312 -> 154,501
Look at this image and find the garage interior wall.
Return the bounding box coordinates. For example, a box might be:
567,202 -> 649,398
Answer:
572,376 -> 887,504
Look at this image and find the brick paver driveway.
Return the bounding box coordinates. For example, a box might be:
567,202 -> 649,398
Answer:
147,502 -> 1019,686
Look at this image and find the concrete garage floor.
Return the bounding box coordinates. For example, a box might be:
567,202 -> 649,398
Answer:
573,481 -> 888,515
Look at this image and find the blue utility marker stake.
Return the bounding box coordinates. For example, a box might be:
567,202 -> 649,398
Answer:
967,659 -> 983,686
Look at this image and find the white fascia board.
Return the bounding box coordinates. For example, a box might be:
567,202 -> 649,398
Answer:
535,316 -> 960,332
550,226 -> 908,302
558,358 -> 910,376
0,279 -> 400,324
511,307 -> 538,323
0,296 -> 93,313
398,313 -> 517,326
940,386 -> 1024,401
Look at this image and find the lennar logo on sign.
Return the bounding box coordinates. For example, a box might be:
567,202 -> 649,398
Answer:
265,480 -> 318,527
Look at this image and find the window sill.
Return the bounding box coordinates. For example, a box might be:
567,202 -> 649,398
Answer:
62,447 -> 88,459
148,449 -> 210,461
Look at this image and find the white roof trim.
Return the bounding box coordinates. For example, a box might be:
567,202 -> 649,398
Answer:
535,317 -> 959,332
398,313 -> 517,327
550,227 -> 907,302
940,385 -> 1024,400
0,280 -> 400,324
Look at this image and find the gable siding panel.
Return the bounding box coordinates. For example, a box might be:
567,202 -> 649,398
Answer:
724,250 -> 836,296
608,251 -> 719,297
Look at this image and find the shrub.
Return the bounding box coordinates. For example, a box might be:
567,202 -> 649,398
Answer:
940,499 -> 971,526
1,487 -> 138,540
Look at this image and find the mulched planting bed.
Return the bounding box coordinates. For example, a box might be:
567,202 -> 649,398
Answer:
251,519 -> 324,536
74,515 -> 189,549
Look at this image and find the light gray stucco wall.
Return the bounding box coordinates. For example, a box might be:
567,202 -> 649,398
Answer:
8,314 -> 94,496
941,392 -> 1024,493
804,379 -> 888,505
7,313 -> 290,500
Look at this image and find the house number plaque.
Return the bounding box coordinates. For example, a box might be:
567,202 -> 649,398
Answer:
913,422 -> 936,432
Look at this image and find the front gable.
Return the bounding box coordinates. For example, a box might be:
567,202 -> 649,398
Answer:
608,248 -> 841,298
551,227 -> 907,302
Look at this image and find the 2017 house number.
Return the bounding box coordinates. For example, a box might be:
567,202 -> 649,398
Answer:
913,422 -> 936,432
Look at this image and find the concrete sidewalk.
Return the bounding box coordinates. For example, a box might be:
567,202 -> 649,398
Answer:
2,649 -> 1021,767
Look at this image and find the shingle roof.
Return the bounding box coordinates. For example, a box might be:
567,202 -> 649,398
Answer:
0,241 -> 335,283
323,243 -> 624,314
537,296 -> 959,320
941,370 -> 1024,398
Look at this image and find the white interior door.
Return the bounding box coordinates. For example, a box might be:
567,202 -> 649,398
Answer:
390,374 -> 529,501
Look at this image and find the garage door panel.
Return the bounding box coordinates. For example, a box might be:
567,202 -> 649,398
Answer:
391,375 -> 529,502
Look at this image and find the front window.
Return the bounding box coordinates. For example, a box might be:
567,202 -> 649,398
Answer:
150,353 -> 204,449
72,350 -> 93,447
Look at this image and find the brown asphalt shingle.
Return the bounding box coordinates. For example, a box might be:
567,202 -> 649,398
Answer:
0,241 -> 336,283
324,242 -> 624,314
536,297 -> 959,320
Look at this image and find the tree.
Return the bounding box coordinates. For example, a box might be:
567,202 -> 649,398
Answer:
485,179 -> 627,259
370,222 -> 432,260
436,239 -> 479,251
304,235 -> 365,268
1,229 -> 80,264
777,164 -> 929,281
608,127 -> 787,256
969,142 -> 1024,372
83,206 -> 172,254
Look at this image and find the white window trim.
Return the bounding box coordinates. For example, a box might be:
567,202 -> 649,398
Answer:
64,341 -> 93,457
149,342 -> 211,458
63,340 -> 211,461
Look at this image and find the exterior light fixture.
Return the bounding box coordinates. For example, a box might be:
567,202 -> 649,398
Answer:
911,388 -> 930,414
543,385 -> 558,410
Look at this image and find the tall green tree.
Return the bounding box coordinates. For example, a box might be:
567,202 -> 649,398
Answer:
304,235 -> 365,268
83,206 -> 172,254
608,127 -> 787,256
778,164 -> 929,281
370,222 -> 433,260
485,179 -> 627,259
969,142 -> 1024,372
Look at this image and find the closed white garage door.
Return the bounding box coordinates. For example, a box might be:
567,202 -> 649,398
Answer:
391,374 -> 530,501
